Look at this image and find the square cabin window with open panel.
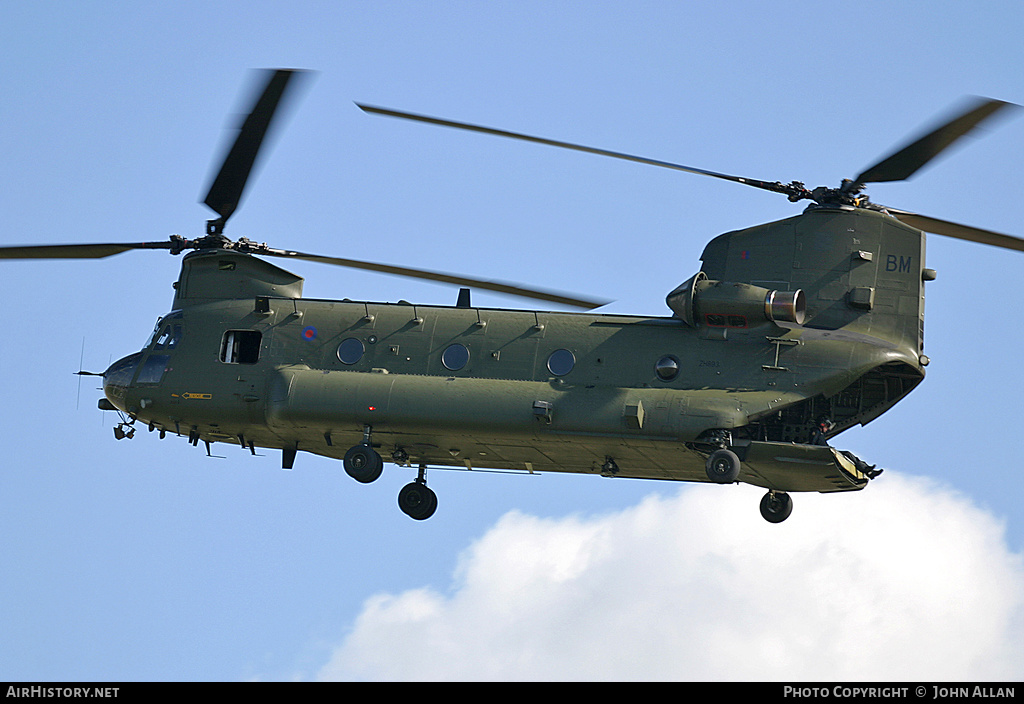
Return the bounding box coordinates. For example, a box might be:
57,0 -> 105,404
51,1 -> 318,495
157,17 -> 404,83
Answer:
220,330 -> 262,364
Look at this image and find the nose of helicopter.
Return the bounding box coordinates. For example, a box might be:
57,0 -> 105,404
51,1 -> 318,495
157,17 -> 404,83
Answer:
101,352 -> 143,411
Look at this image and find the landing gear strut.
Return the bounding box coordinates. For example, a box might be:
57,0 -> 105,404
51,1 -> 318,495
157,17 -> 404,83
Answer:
705,448 -> 741,483
699,429 -> 741,484
398,464 -> 438,520
759,491 -> 793,523
343,425 -> 383,483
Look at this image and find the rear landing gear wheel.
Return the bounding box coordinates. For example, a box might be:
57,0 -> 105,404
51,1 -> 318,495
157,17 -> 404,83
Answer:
344,444 -> 383,484
759,491 -> 793,523
705,448 -> 741,483
398,481 -> 437,520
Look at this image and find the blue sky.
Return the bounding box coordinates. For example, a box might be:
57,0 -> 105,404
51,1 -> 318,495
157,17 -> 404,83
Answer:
1,1 -> 1022,681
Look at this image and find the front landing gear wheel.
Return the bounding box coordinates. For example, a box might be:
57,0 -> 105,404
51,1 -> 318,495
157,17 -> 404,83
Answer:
759,491 -> 793,523
343,444 -> 384,484
705,448 -> 741,483
398,481 -> 438,520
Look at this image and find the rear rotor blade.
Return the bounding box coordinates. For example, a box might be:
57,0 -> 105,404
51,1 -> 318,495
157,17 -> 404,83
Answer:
203,69 -> 307,225
262,247 -> 610,309
357,103 -> 804,200
883,208 -> 1024,252
855,98 -> 1017,184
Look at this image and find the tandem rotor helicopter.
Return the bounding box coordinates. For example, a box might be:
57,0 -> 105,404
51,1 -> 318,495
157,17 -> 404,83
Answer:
3,69 -> 1022,522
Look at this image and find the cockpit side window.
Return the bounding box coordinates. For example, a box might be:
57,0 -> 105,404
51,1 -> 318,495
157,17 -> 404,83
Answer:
146,321 -> 162,349
147,311 -> 184,349
154,324 -> 183,350
220,330 -> 262,364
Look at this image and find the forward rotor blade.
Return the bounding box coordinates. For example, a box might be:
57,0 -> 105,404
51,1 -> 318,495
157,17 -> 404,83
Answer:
0,242 -> 172,259
855,98 -> 1017,184
357,103 -> 798,198
263,248 -> 610,309
884,207 -> 1024,252
203,69 -> 307,224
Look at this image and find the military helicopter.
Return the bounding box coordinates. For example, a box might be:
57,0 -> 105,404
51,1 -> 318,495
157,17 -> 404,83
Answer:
3,70 -> 1021,523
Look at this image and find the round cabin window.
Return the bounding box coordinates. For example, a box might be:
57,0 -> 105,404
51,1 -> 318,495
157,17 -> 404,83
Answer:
546,349 -> 576,376
655,355 -> 680,381
442,343 -> 470,371
337,338 -> 365,365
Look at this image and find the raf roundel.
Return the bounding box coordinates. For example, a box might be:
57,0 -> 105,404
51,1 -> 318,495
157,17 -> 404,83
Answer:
301,326 -> 317,341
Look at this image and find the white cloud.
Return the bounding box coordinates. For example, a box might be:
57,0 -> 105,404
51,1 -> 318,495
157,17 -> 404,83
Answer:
318,475 -> 1024,681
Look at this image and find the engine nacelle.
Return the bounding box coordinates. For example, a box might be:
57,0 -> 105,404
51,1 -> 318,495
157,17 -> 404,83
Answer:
666,272 -> 806,327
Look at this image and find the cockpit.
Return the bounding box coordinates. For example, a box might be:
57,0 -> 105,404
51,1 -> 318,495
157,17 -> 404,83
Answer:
102,311 -> 185,409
